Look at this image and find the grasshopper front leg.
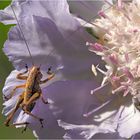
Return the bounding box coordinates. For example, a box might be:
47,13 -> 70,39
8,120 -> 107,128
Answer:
4,65 -> 28,101
4,84 -> 25,101
39,73 -> 55,104
40,73 -> 55,84
17,64 -> 28,80
40,66 -> 55,84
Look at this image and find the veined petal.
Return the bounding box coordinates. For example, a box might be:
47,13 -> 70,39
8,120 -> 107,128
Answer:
68,0 -> 113,22
58,88 -> 140,139
0,0 -> 26,25
68,1 -> 104,22
58,120 -> 116,139
32,80 -> 101,139
117,104 -> 140,138
3,0 -> 101,80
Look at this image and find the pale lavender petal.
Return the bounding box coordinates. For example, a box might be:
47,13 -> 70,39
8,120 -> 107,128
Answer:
32,80 -> 102,139
132,133 -> 140,139
68,0 -> 113,23
3,0 -> 101,77
68,1 -> 105,22
91,133 -> 122,139
0,0 -> 26,25
58,88 -> 140,139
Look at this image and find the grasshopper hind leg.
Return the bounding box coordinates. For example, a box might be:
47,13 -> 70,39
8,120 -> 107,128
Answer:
25,102 -> 44,127
4,84 -> 25,101
23,109 -> 44,128
23,102 -> 44,127
4,94 -> 24,127
22,103 -> 44,127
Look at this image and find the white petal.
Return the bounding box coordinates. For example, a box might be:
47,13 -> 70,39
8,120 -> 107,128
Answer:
58,119 -> 116,139
117,104 -> 140,138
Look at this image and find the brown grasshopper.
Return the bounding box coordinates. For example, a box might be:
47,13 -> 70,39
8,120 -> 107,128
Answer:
4,64 -> 55,131
3,5 -> 56,132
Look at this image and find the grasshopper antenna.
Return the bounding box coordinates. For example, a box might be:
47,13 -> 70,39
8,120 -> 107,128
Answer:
11,5 -> 34,66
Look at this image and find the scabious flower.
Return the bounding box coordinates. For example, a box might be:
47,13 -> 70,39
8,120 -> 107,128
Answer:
58,0 -> 140,139
0,0 -> 105,139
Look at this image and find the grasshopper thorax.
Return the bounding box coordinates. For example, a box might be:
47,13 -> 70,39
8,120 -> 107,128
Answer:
29,66 -> 43,81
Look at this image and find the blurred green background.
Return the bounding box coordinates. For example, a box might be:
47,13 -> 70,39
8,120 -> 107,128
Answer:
0,1 -> 34,139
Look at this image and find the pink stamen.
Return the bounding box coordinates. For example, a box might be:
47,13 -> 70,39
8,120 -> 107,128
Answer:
134,65 -> 139,75
123,89 -> 129,97
108,54 -> 118,65
121,10 -> 131,21
125,53 -> 129,62
98,10 -> 107,18
133,29 -> 138,33
112,86 -> 125,94
121,81 -> 131,86
112,76 -> 120,81
118,0 -> 123,10
123,68 -> 134,80
91,43 -> 104,52
111,76 -> 121,88
91,83 -> 108,95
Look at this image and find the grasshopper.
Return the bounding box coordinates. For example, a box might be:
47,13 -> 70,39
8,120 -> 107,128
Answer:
4,64 -> 55,131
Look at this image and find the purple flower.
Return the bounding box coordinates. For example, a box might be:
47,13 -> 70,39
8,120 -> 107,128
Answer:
1,0 -> 104,139
58,0 -> 140,139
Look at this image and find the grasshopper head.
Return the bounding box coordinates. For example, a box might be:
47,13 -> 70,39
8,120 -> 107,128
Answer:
31,66 -> 43,80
